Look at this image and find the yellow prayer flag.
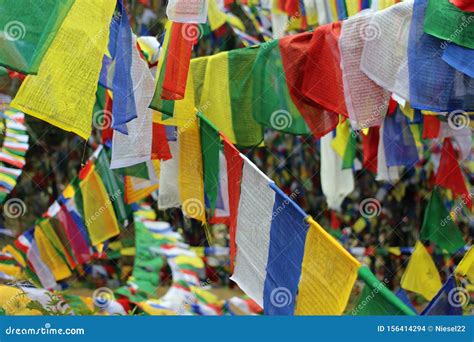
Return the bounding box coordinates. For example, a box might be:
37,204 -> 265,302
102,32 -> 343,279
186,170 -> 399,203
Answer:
295,217 -> 360,315
331,118 -> 350,159
34,227 -> 72,281
80,165 -> 120,246
208,0 -> 228,30
401,241 -> 442,301
2,245 -> 26,267
455,247 -> 474,283
0,263 -> 21,278
11,0 -> 115,139
175,255 -> 205,269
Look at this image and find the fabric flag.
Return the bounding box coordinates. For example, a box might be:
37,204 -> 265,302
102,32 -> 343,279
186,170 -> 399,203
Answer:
111,35 -> 155,169
200,48 -> 264,146
383,108 -> 419,167
79,163 -> 120,246
420,188 -> 465,254
296,217 -> 360,315
209,150 -> 230,225
222,136 -> 243,271
55,204 -> 91,264
302,22 -> 348,117
200,115 -> 220,213
26,239 -> 57,289
38,219 -> 76,270
421,275 -> 464,315
352,266 -> 417,315
439,122 -> 472,161
376,119 -> 400,183
263,184 -> 309,315
0,0 -> 75,74
11,0 -> 116,140
279,31 -> 339,138
178,112 -> 206,223
455,247 -> 474,283
442,43 -> 474,78
408,0 -> 474,112
34,226 -> 72,281
320,132 -> 354,211
339,10 -> 390,129
360,1 -> 413,102
330,119 -> 356,169
435,138 -> 471,209
395,288 -> 418,314
251,38 -> 312,135
422,114 -> 441,139
166,0 -> 209,24
424,0 -> 474,49
230,156 -> 276,308
158,141 -> 181,210
449,0 -> 474,11
401,241 -> 443,301
161,22 -> 196,101
111,0 -> 136,133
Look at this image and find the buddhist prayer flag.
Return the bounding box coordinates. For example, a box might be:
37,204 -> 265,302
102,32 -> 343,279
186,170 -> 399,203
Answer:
353,266 -> 417,315
420,188 -> 465,254
200,115 -> 220,213
455,247 -> 474,283
435,138 -> 471,209
0,0 -> 75,74
296,217 -> 360,315
79,163 -> 120,246
401,241 -> 442,301
449,0 -> 474,11
11,0 -> 116,139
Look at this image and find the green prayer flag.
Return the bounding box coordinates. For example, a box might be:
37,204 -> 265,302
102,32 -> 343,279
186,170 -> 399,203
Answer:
0,0 -> 75,74
420,188 -> 465,254
199,114 -> 220,213
424,0 -> 474,49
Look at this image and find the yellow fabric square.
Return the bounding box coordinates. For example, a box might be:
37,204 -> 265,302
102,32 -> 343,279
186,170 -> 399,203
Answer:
401,241 -> 442,301
80,165 -> 120,246
456,247 -> 474,284
34,227 -> 71,281
295,217 -> 360,315
11,0 -> 115,139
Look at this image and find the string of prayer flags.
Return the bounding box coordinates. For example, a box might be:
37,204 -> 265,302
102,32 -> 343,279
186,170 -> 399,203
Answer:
435,138 -> 472,209
11,0 -> 116,140
339,9 -> 390,129
449,0 -> 474,12
421,275 -> 463,315
79,162 -> 120,246
401,241 -> 442,301
424,0 -> 474,49
111,0 -> 137,133
420,188 -> 465,254
408,0 -> 474,112
166,0 -> 209,23
295,217 -> 360,315
0,0 -> 75,74
455,247 -> 474,283
360,1 -> 413,103
352,266 -> 417,315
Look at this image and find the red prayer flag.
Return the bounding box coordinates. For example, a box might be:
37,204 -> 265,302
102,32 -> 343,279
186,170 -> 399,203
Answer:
161,22 -> 196,101
450,0 -> 474,12
435,138 -> 472,209
151,122 -> 172,160
422,115 -> 441,139
362,126 -> 379,173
